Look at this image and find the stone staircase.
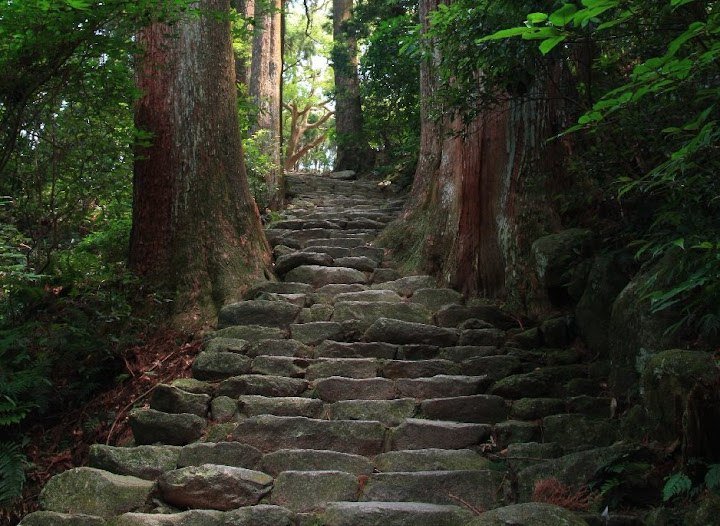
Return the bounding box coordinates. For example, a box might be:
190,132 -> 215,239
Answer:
21,174 -> 632,526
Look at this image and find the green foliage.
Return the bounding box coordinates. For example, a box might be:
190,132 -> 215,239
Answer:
356,0 -> 420,183
243,130 -> 276,210
0,441 -> 27,505
663,472 -> 693,501
437,0 -> 720,340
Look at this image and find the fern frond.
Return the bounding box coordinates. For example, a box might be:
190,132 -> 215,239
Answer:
0,441 -> 26,504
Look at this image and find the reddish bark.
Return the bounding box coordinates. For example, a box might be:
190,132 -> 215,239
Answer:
131,0 -> 271,326
394,0 -> 573,313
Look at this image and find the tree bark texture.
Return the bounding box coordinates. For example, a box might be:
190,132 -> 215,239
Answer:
389,0 -> 574,314
249,0 -> 284,208
131,0 -> 272,327
332,0 -> 370,172
233,0 -> 255,87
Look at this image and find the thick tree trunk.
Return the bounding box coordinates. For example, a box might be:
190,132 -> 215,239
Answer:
387,0 -> 573,314
249,0 -> 283,208
131,0 -> 272,327
332,0 -> 369,172
233,0 -> 255,87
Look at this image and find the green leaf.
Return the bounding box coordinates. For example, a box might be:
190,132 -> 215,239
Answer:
663,472 -> 692,501
527,12 -> 549,24
706,464 -> 720,491
539,35 -> 566,55
477,27 -> 529,42
65,0 -> 91,9
549,4 -> 578,26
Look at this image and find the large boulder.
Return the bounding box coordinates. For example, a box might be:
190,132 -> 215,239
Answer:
607,258 -> 682,397
640,349 -> 720,457
39,468 -> 154,518
532,229 -> 593,306
575,253 -> 632,357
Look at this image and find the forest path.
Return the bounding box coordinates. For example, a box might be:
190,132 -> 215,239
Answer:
22,174 -> 629,526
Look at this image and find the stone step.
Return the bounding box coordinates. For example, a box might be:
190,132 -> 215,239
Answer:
88,444 -> 180,480
231,415 -> 386,455
237,394 -> 323,418
390,418 -> 491,450
359,470 -> 506,511
259,449 -> 373,476
149,384 -> 210,416
315,341 -> 397,359
244,281 -> 313,299
285,265 -> 367,288
217,300 -> 300,329
129,409 -> 205,446
306,358 -> 378,380
270,470 -> 359,512
250,355 -> 311,378
325,398 -> 417,426
420,394 -> 508,423
374,448 -> 490,472
333,301 -> 432,328
364,318 -> 459,346
316,501 -> 473,526
217,374 -> 309,398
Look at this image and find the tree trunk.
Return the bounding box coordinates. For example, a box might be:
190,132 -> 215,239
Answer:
332,0 -> 369,172
249,0 -> 283,208
233,0 -> 255,87
131,0 -> 272,328
387,0 -> 574,314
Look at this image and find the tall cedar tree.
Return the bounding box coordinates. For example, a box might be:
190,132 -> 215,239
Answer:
332,0 -> 370,171
249,0 -> 284,207
131,0 -> 272,327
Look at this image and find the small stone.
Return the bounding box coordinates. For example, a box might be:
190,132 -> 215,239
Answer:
315,340 -> 397,359
178,442 -> 262,469
365,318 -> 459,346
410,288 -> 463,311
40,468 -> 154,518
372,275 -> 436,296
275,252 -> 334,276
395,375 -> 488,399
210,325 -> 287,342
159,464 -> 272,510
285,265 -> 367,288
192,351 -> 252,381
231,415 -> 386,455
217,374 -> 308,398
271,471 -> 358,512
170,378 -> 215,396
360,470 -> 504,511
210,396 -> 238,422
421,394 -> 508,424
18,512 -> 106,526
218,300 -> 300,329
251,356 -> 310,378
246,339 -> 311,358
306,358 -> 378,380
334,256 -> 378,272
327,398 -> 416,426
334,289 -> 402,303
391,419 -> 491,450
510,398 -> 565,420
204,337 -> 249,354
129,409 -> 205,446
290,322 -> 345,345
150,385 -> 210,417
314,376 -> 396,402
371,268 -> 401,284
493,420 -> 540,448
375,448 -> 489,472
259,449 -> 373,476
223,505 -> 295,526
238,395 -> 323,418
459,328 -> 505,347
112,510 -> 224,526
468,502 -> 589,526
88,445 -> 179,480
542,414 -> 618,450
505,442 -> 563,471
319,502 -> 473,526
